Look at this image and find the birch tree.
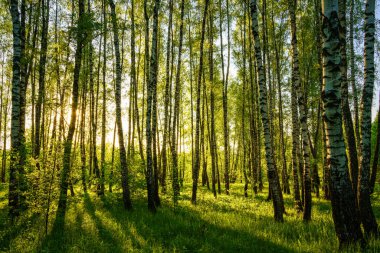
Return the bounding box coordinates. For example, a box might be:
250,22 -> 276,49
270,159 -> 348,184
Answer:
171,0 -> 185,204
192,0 -> 209,204
250,0 -> 284,222
321,0 -> 363,247
8,0 -> 24,219
109,0 -> 132,209
288,0 -> 312,221
358,0 -> 378,237
57,0 -> 85,218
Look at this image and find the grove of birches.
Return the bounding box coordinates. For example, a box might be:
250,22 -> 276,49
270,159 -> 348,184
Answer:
0,0 -> 379,251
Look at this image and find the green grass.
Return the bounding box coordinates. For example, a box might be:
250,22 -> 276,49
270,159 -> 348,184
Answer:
0,183 -> 379,252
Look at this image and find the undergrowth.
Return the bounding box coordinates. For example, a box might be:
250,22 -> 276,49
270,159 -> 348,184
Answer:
0,183 -> 379,252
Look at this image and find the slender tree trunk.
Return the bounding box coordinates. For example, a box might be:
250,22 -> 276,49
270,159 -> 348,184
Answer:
133,32 -> 144,163
349,0 -> 360,151
56,0 -> 85,219
171,0 -> 185,204
247,10 -> 258,195
50,0 -> 60,158
192,0 -> 209,204
288,0 -> 312,221
30,4 -> 39,153
95,1 -> 107,196
321,0 -> 363,247
146,0 -> 161,212
208,2 -> 217,198
201,73 -> 209,190
251,19 -> 263,193
35,0 -> 50,165
152,58 -> 160,207
16,0 -> 28,211
219,0 -> 230,195
127,70 -> 134,159
338,0 -> 359,198
142,0 -> 149,167
8,0 -> 25,219
271,10 -> 290,195
310,105 -> 321,198
188,9 -> 195,188
18,1 -> 28,206
241,7 -> 248,198
358,0 -> 378,237
315,0 -> 326,200
250,0 -> 284,221
109,0 -> 132,209
161,0 -> 173,194
80,71 -> 87,192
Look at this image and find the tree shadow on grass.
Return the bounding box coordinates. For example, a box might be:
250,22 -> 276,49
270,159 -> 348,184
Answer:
39,207 -> 75,252
99,195 -> 296,253
82,193 -> 126,252
38,190 -> 347,252
0,210 -> 39,251
39,193 -> 128,253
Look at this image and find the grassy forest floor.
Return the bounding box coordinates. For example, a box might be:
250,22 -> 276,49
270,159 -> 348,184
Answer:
0,183 -> 379,253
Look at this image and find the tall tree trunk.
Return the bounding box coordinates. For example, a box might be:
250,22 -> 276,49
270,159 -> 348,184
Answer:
131,3 -> 143,162
161,0 -> 173,194
257,97 -> 263,192
18,0 -> 28,206
56,0 -> 85,219
146,0 -> 161,212
152,55 -> 160,207
315,0 -> 326,200
80,70 -> 87,192
247,8 -> 258,195
109,0 -> 132,209
358,0 -> 378,237
171,0 -> 185,204
338,0 -> 359,198
188,9 -> 195,189
209,2 -> 217,198
349,0 -> 360,152
241,7 -> 248,198
8,0 -> 25,219
192,0 -> 209,204
289,0 -> 312,221
219,0 -> 230,195
201,74 -> 209,190
271,10 -> 290,195
51,0 -> 59,157
99,0 -> 106,196
133,31 -> 144,163
35,0 -> 50,165
142,0 -> 149,167
321,0 -> 363,247
30,3 -> 39,153
250,0 -> 284,222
